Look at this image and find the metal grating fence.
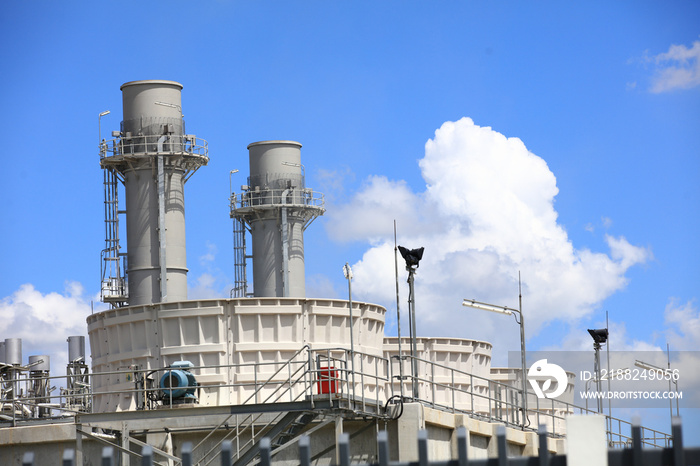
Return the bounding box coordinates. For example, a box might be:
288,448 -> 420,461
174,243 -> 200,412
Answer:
21,419 -> 700,466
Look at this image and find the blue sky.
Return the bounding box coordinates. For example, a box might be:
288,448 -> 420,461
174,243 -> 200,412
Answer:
1,1 -> 698,444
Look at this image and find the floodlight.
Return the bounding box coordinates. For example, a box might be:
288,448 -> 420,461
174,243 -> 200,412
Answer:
587,328 -> 608,344
398,246 -> 424,268
462,299 -> 513,315
634,360 -> 664,373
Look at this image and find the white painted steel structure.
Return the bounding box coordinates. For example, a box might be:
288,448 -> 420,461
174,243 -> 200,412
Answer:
86,298 -> 387,412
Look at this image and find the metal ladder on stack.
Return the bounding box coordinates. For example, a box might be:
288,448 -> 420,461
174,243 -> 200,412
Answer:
100,167 -> 127,306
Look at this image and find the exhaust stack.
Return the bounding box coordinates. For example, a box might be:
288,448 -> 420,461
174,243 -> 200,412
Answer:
230,141 -> 324,297
100,80 -> 208,306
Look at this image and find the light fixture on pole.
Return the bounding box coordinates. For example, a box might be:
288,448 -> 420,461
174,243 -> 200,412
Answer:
229,169 -> 239,200
343,263 -> 356,396
398,245 -> 424,400
587,328 -> 609,414
634,357 -> 679,418
98,110 -> 110,152
463,291 -> 528,428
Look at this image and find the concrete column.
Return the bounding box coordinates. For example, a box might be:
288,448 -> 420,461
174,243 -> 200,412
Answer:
396,402 -> 424,461
335,416 -> 344,464
566,415 -> 607,466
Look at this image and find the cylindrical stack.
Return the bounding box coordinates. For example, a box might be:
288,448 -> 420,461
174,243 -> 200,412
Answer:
28,355 -> 50,372
28,355 -> 51,417
99,80 -> 207,306
121,80 -> 188,305
4,338 -> 22,365
67,336 -> 86,363
248,141 -> 307,297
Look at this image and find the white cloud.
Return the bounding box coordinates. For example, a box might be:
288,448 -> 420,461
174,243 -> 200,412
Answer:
189,273 -> 223,299
327,118 -> 651,353
326,175 -> 426,244
647,39 -> 700,93
199,241 -> 218,265
664,298 -> 700,351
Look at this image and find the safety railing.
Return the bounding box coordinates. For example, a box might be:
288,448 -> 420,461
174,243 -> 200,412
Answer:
99,134 -> 208,160
392,354 -> 673,448
0,347 -> 672,449
230,187 -> 325,211
0,346 -> 388,422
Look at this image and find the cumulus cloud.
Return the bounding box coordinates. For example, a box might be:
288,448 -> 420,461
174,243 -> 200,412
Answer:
664,298 -> 700,351
326,176 -> 426,244
646,39 -> 700,93
0,282 -> 94,376
327,118 -> 651,352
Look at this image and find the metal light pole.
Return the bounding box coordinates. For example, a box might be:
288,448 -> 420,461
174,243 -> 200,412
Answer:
393,221 -> 405,398
463,292 -> 528,428
398,246 -> 424,401
587,328 -> 608,414
98,110 -> 110,152
229,169 -> 239,197
343,263 -> 356,397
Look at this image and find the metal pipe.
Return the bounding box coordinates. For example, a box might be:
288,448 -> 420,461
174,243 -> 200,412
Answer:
407,270 -> 419,400
281,188 -> 292,297
157,151 -> 168,301
393,221 -> 404,399
343,263 -> 356,400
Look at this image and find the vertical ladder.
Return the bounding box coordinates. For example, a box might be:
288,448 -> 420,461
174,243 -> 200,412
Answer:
232,217 -> 248,297
101,167 -> 127,306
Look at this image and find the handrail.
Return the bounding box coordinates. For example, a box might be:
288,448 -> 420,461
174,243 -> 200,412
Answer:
99,134 -> 209,160
0,346 -> 672,449
230,188 -> 325,211
241,345 -> 311,406
394,354 -> 672,448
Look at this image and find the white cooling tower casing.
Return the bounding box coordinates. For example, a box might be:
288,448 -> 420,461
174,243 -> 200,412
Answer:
87,298 -> 387,412
383,337 -> 493,414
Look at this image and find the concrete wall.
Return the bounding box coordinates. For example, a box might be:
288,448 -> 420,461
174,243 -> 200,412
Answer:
0,404 -> 566,465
